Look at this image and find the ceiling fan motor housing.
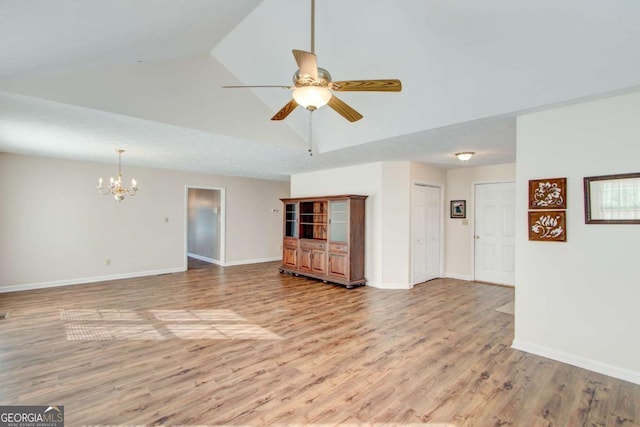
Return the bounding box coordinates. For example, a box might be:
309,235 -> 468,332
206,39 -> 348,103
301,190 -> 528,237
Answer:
294,67 -> 332,87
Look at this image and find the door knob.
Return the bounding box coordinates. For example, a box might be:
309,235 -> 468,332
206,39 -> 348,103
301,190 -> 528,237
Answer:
475,235 -> 480,240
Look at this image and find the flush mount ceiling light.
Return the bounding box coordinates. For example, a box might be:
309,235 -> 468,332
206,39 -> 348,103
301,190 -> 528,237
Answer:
455,151 -> 475,161
97,149 -> 138,201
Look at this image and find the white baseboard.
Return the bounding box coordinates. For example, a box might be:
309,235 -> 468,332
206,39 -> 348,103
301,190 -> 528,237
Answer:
187,253 -> 222,265
1,257 -> 283,293
445,272 -> 472,281
366,281 -> 412,290
512,339 -> 640,385
187,254 -> 282,267
0,267 -> 185,294
223,256 -> 281,267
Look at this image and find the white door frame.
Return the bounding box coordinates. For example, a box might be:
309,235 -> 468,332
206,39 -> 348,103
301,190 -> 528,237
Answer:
184,186 -> 226,268
411,181 -> 444,287
471,180 -> 515,283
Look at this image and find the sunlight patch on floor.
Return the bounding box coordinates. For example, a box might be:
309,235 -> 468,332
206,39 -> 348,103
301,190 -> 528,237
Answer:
65,324 -> 164,340
61,309 -> 282,341
60,309 -> 143,322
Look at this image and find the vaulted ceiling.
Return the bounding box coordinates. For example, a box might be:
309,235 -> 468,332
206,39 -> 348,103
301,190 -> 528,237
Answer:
1,0 -> 639,181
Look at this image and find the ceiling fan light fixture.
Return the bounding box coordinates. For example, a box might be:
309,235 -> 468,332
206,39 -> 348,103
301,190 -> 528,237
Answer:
292,86 -> 332,110
455,151 -> 475,161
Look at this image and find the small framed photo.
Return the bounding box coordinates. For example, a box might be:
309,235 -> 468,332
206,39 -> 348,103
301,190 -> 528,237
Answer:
450,200 -> 466,218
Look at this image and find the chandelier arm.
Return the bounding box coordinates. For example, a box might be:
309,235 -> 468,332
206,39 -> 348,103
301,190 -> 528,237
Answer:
97,186 -> 112,195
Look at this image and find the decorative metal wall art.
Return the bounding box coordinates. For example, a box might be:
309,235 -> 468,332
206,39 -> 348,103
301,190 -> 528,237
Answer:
528,211 -> 566,242
529,177 -> 566,210
528,177 -> 567,242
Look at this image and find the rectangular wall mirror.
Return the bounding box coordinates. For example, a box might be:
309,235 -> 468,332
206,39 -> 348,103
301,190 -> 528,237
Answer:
584,172 -> 640,224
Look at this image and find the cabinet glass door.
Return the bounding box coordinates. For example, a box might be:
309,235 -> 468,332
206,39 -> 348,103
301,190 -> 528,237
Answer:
285,203 -> 297,237
329,200 -> 348,242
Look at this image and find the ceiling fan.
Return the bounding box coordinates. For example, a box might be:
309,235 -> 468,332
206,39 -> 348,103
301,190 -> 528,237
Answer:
223,0 -> 402,123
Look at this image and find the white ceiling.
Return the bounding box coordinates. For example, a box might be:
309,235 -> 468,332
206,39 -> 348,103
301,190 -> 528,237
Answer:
1,0 -> 640,181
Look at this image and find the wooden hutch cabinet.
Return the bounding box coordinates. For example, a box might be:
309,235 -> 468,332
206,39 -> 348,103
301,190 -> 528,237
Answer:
279,195 -> 367,288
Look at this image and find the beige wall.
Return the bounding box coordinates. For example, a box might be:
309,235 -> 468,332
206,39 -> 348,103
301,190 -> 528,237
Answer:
0,153 -> 289,291
445,163 -> 516,280
515,91 -> 640,384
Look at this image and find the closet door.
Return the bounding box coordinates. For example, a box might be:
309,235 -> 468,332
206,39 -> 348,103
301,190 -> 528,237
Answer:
413,184 -> 441,285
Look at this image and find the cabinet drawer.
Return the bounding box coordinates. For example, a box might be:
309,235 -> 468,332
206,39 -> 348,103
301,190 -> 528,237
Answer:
283,237 -> 298,248
329,243 -> 348,253
300,240 -> 326,250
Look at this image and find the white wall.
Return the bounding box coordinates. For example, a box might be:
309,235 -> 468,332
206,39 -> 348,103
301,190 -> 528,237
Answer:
291,162 -> 385,286
291,161 -> 446,289
514,91 -> 640,384
380,162 -> 412,287
0,153 -> 289,291
445,163 -> 516,280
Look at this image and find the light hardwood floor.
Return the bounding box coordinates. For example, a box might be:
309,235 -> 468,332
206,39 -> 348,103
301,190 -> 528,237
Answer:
0,259 -> 638,426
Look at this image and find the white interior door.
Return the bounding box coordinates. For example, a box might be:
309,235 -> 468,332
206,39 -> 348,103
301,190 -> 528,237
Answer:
413,184 -> 441,284
474,182 -> 515,285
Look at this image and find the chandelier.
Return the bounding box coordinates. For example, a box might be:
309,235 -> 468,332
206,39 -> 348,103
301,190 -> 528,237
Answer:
97,149 -> 138,201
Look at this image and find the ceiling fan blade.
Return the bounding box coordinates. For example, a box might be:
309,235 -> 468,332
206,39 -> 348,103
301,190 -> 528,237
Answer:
292,49 -> 318,80
327,95 -> 363,122
271,99 -> 299,121
331,79 -> 402,92
222,85 -> 291,89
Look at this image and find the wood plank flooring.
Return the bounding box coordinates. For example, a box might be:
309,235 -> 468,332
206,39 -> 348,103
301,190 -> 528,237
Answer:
0,259 -> 638,426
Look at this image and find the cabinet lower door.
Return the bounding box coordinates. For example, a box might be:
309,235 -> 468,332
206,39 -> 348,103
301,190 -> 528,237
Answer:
311,249 -> 327,274
299,249 -> 312,272
283,246 -> 297,268
328,252 -> 348,279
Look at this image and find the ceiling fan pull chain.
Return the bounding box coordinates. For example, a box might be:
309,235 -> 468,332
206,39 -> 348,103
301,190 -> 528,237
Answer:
308,109 -> 314,156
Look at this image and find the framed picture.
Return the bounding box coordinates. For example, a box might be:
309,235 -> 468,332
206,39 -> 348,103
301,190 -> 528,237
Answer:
529,177 -> 567,210
584,172 -> 640,224
450,200 -> 466,218
528,211 -> 566,242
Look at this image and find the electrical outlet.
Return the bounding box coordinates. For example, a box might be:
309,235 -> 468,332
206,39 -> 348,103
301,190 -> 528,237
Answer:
105,258 -> 111,266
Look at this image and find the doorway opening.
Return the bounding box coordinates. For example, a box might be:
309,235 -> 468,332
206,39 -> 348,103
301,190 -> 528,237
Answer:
186,187 -> 226,269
